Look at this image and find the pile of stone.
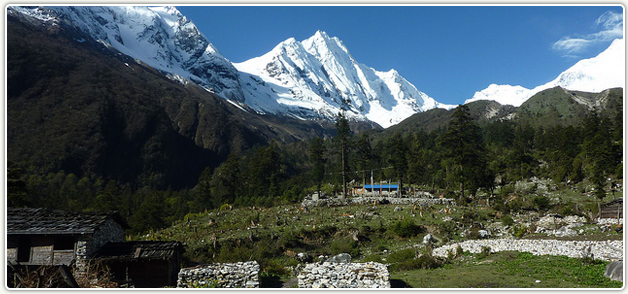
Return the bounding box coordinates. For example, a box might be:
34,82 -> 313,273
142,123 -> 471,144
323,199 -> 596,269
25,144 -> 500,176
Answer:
302,196 -> 455,208
433,239 -> 623,262
177,261 -> 260,288
298,261 -> 390,288
597,218 -> 623,232
533,214 -> 588,237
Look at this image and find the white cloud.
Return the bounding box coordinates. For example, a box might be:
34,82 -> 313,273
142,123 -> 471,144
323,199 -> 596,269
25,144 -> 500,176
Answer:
552,10 -> 623,57
552,37 -> 592,55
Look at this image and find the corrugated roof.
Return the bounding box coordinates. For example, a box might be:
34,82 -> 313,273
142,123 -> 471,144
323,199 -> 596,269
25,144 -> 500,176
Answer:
94,241 -> 184,261
363,184 -> 399,189
7,207 -> 130,235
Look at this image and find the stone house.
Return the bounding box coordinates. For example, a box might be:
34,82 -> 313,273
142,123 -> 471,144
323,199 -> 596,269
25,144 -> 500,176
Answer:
93,241 -> 184,287
7,208 -> 185,288
6,207 -> 129,272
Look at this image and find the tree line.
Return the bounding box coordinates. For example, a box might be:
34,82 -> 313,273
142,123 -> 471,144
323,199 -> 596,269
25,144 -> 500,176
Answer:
8,104 -> 622,233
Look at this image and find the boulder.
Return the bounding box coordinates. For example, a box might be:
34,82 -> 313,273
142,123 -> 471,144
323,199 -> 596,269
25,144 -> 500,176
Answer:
423,234 -> 435,245
326,253 -> 351,263
552,226 -> 577,237
478,230 -> 491,238
604,260 -> 623,281
297,252 -> 312,262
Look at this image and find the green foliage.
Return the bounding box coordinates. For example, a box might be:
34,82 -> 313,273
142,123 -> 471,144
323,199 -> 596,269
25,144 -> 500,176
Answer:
190,279 -> 220,288
389,248 -> 442,272
501,214 -> 515,227
330,238 -> 359,256
439,105 -> 490,200
511,225 -> 528,239
309,137 -> 326,195
394,250 -> 623,288
533,196 -> 551,212
389,219 -> 425,238
387,248 -> 416,264
8,11 -> 625,241
478,246 -> 492,259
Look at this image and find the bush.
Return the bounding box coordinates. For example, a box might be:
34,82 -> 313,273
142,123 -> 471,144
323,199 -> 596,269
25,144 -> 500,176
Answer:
533,196 -> 551,211
389,248 -> 442,272
511,225 -> 528,238
501,214 -> 515,226
478,246 -> 491,259
389,219 -> 425,238
456,244 -> 464,257
330,238 -> 358,256
279,231 -> 300,249
387,248 -> 416,263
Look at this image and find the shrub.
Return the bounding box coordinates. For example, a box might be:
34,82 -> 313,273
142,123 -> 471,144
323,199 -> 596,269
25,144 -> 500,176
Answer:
313,225 -> 337,239
501,214 -> 515,226
456,244 -> 464,257
389,219 -> 425,238
330,238 -> 358,256
390,248 -> 442,272
387,248 -> 416,263
533,196 -> 551,211
362,254 -> 383,263
279,231 -> 300,249
478,246 -> 491,259
511,225 -> 528,239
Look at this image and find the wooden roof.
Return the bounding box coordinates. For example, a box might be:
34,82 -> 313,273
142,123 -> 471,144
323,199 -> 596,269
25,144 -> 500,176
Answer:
7,207 -> 130,235
94,241 -> 184,261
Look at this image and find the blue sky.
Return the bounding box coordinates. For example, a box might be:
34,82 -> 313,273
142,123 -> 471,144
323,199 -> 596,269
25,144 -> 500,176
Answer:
177,5 -> 623,106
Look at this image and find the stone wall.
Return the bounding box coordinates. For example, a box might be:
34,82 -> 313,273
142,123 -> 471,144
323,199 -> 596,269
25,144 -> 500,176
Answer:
75,219 -> 126,275
302,196 -> 456,208
177,261 -> 260,288
298,262 -> 390,288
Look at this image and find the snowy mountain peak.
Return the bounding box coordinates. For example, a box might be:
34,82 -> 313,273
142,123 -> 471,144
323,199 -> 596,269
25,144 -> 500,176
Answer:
10,5 -> 243,101
10,7 -> 450,128
235,31 -> 451,128
466,38 -> 624,106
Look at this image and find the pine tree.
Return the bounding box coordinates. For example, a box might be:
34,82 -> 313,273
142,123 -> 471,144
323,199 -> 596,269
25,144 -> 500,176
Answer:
355,133 -> 374,188
388,132 -> 408,196
309,137 -> 326,198
439,105 -> 487,203
335,99 -> 352,198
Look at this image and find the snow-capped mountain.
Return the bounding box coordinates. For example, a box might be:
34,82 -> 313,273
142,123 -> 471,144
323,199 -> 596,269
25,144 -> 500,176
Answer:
235,31 -> 451,128
9,6 -> 244,102
465,38 -> 625,106
9,6 -> 452,128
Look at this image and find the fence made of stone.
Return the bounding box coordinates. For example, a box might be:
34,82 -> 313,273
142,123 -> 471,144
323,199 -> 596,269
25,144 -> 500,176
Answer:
302,196 -> 456,208
297,262 -> 390,288
177,261 -> 260,288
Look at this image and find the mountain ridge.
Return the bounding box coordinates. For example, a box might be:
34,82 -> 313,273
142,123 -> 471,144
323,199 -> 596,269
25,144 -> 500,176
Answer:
465,38 -> 625,106
235,30 -> 451,128
6,11 -> 366,189
8,5 -> 624,129
9,6 -> 453,128
391,86 -> 622,134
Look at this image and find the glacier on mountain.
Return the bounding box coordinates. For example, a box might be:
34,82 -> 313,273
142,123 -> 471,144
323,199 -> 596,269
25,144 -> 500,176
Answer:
10,6 -> 451,128
465,38 -> 625,106
11,5 -> 622,128
235,31 -> 451,128
10,6 -> 244,102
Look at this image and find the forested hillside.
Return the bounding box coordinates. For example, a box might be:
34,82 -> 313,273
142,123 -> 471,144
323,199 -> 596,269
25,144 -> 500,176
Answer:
6,12 -> 623,234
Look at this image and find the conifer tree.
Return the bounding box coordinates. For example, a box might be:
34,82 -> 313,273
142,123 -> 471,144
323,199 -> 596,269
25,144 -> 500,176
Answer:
439,105 -> 487,203
335,99 -> 352,198
309,137 -> 326,198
